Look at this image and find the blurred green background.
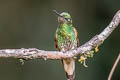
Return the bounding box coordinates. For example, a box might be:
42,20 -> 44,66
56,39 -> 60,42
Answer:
0,0 -> 119,80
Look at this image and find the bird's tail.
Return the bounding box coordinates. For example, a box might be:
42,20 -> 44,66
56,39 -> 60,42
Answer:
62,58 -> 75,80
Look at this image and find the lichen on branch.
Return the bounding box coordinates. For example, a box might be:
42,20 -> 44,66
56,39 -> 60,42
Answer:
0,10 -> 120,60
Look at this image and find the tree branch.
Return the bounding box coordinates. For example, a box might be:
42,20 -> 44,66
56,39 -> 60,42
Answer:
108,53 -> 120,80
0,10 -> 120,60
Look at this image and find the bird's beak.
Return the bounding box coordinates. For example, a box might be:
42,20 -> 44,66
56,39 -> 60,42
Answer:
53,10 -> 68,22
53,10 -> 64,23
53,10 -> 62,17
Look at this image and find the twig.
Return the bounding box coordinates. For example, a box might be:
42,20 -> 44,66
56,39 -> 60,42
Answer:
0,10 -> 120,60
108,53 -> 120,80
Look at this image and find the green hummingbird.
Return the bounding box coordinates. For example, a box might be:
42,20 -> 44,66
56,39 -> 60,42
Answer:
54,10 -> 79,80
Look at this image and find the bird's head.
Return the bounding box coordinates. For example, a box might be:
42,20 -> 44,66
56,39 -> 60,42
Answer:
53,10 -> 72,24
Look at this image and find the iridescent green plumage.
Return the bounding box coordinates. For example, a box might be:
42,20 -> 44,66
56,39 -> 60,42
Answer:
55,12 -> 79,51
56,23 -> 77,51
54,11 -> 79,80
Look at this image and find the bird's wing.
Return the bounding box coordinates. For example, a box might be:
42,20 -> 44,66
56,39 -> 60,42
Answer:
54,33 -> 58,48
54,33 -> 61,51
73,27 -> 79,47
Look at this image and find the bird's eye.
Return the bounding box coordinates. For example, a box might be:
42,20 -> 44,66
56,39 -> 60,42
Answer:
67,18 -> 71,22
65,18 -> 70,22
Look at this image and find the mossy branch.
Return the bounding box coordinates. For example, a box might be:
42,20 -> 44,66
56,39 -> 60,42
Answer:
0,10 -> 120,60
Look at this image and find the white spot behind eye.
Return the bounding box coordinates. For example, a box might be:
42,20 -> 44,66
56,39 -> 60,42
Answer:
67,19 -> 70,22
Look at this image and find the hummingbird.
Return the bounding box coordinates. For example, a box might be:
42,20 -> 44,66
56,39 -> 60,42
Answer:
54,10 -> 79,80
